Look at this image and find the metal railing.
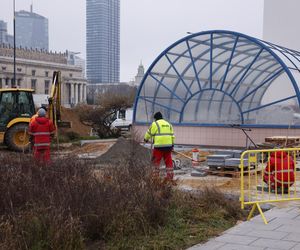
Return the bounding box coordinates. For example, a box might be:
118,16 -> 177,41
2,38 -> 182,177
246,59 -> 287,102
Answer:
240,148 -> 300,224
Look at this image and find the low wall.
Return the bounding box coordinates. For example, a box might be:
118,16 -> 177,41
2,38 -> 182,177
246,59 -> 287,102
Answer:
133,125 -> 300,148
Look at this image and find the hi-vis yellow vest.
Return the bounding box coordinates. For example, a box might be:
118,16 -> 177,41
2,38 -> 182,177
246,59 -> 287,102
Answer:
144,119 -> 175,148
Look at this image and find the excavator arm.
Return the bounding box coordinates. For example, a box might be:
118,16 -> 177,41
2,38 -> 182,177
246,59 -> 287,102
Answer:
48,71 -> 71,128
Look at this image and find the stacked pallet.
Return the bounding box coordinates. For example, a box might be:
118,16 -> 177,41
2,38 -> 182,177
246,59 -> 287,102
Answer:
207,154 -> 232,169
265,136 -> 300,147
206,150 -> 260,178
225,158 -> 248,169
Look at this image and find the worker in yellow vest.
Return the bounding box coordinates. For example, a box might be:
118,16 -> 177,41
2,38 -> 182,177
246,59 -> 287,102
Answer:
144,112 -> 175,181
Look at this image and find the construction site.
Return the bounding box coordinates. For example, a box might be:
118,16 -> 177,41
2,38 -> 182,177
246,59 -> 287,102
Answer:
2,30 -> 300,249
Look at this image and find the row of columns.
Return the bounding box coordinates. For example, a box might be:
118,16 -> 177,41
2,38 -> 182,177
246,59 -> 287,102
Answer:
68,82 -> 87,107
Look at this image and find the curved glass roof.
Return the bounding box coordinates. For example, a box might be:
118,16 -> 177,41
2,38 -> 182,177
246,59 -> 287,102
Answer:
134,30 -> 300,127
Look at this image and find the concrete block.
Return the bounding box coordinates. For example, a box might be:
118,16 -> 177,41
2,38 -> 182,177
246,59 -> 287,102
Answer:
191,170 -> 208,177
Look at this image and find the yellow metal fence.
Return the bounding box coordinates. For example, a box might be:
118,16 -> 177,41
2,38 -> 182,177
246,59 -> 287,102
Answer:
240,148 -> 300,224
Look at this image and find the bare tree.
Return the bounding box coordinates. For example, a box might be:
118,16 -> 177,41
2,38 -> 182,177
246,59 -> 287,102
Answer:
76,92 -> 134,138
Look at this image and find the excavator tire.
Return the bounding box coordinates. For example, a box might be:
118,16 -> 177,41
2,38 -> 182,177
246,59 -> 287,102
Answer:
5,123 -> 31,152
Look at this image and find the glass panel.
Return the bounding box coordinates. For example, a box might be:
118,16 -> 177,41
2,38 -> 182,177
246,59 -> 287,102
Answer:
244,97 -> 298,125
182,90 -> 241,124
261,73 -> 296,105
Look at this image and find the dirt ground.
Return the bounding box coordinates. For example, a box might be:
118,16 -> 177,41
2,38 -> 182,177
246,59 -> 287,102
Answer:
60,107 -> 91,136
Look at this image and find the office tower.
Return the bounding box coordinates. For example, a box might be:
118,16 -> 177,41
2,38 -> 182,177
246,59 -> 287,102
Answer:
15,6 -> 49,51
0,20 -> 13,46
86,0 -> 120,83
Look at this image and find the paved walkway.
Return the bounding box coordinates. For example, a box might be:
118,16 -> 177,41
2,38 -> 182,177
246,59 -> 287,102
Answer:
188,205 -> 300,250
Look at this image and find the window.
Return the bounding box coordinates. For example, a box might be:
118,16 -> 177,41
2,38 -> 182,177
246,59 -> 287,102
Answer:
31,70 -> 36,76
17,68 -> 22,72
119,109 -> 126,119
0,78 -> 2,88
18,91 -> 35,115
31,79 -> 37,90
17,79 -> 21,87
69,73 -> 73,77
45,71 -> 49,77
0,91 -> 17,126
5,78 -> 9,86
44,80 -> 50,94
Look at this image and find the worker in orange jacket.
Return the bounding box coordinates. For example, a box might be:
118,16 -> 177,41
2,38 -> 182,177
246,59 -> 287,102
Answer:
28,108 -> 56,163
263,151 -> 295,192
29,106 -> 48,125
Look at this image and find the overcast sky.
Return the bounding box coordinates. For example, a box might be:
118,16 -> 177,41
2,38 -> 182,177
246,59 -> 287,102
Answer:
0,0 -> 264,82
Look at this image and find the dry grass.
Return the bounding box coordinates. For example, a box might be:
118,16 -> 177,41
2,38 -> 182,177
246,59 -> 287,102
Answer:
0,140 -> 245,249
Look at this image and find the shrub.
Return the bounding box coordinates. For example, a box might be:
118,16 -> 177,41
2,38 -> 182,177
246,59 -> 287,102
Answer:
0,144 -> 172,249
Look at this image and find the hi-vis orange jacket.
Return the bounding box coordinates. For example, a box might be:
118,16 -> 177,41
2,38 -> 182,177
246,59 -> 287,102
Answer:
29,117 -> 56,149
263,151 -> 295,188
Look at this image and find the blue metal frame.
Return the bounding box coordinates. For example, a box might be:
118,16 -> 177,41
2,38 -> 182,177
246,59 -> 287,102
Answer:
133,30 -> 300,128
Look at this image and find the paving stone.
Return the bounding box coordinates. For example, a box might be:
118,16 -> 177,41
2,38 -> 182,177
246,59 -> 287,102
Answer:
275,224 -> 300,233
243,222 -> 283,231
225,226 -> 253,235
214,234 -> 257,245
282,233 -> 300,242
246,229 -> 289,240
273,218 -> 300,226
290,243 -> 300,250
250,238 -> 297,249
217,243 -> 265,250
188,240 -> 225,250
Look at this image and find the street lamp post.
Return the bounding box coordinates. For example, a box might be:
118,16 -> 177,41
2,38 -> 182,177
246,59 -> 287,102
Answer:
13,0 -> 16,87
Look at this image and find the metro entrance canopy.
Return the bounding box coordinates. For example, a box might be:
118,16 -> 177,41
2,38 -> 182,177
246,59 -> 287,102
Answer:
134,30 -> 300,128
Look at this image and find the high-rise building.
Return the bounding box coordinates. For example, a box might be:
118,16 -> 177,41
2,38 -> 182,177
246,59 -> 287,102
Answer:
0,20 -> 13,46
86,0 -> 120,84
15,6 -> 49,51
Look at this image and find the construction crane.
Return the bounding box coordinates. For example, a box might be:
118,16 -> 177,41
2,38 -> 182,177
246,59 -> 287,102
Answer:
0,71 -> 71,151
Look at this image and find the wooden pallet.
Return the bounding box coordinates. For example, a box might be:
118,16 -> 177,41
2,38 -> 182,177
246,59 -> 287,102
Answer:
265,136 -> 300,147
206,169 -> 262,178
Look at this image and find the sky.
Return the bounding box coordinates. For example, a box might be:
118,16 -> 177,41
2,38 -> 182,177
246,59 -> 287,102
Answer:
0,0 -> 264,82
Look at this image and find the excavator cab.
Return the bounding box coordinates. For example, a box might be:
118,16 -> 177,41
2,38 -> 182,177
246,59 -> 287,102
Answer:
0,89 -> 35,151
0,71 -> 71,152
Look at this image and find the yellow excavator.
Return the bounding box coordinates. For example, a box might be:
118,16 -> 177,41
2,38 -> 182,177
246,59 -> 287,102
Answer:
0,71 -> 70,151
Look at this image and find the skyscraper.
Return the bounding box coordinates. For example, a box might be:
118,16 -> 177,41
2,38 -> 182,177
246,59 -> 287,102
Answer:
15,6 -> 49,51
0,20 -> 13,46
86,0 -> 120,84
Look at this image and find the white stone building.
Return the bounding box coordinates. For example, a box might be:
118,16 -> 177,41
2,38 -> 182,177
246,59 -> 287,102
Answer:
0,44 -> 87,107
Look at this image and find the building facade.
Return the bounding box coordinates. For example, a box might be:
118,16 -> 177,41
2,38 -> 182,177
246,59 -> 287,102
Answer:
0,44 -> 87,107
15,8 -> 49,51
86,0 -> 120,83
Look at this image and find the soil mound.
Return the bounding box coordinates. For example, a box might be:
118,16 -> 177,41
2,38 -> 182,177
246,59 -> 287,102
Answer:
60,107 -> 91,136
96,138 -> 151,165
